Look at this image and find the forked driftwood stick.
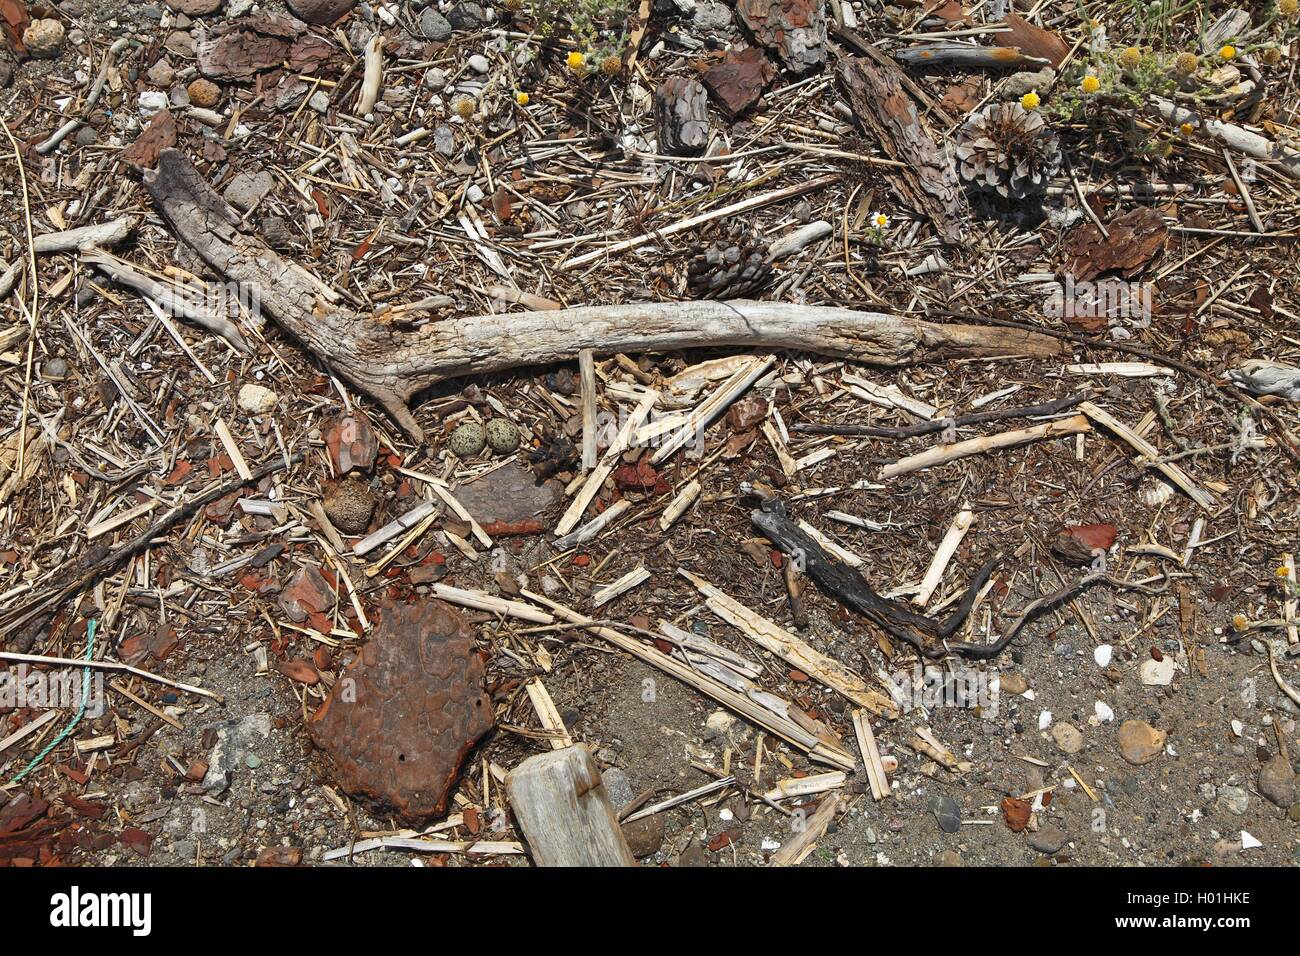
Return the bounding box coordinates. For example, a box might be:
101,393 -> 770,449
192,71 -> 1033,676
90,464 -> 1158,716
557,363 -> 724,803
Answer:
143,150 -> 1062,440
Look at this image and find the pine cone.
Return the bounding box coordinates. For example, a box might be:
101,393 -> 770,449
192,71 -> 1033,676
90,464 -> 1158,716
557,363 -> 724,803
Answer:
955,103 -> 1062,201
686,225 -> 772,299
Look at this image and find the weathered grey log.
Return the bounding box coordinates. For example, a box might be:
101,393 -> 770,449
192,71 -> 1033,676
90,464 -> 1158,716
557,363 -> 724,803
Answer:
506,745 -> 637,867
144,149 -> 1061,440
32,217 -> 135,254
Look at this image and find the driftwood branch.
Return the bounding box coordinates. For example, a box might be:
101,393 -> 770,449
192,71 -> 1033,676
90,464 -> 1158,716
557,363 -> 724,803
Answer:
143,149 -> 1061,440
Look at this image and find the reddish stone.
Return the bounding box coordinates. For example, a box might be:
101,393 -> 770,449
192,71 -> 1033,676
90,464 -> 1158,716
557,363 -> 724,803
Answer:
185,758 -> 209,782
323,413 -> 379,474
1001,796 -> 1031,832
308,598 -> 494,824
255,846 -> 304,866
702,47 -> 775,118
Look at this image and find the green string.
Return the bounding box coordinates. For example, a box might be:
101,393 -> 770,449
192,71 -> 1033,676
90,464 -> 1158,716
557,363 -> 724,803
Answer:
7,619 -> 96,787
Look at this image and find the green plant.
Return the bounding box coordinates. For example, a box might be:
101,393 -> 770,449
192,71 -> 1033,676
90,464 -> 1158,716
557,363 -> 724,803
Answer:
526,0 -> 632,65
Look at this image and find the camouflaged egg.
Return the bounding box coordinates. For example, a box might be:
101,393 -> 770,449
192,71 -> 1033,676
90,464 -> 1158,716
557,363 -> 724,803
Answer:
485,418 -> 521,454
448,421 -> 486,457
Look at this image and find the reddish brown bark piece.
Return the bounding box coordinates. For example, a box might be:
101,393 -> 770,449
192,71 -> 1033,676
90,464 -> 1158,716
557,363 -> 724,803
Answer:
735,0 -> 826,74
702,46 -> 775,117
1,0 -> 30,53
121,109 -> 176,168
838,57 -> 967,245
278,564 -> 334,622
1061,206 -> 1169,281
308,599 -> 494,824
196,13 -> 306,81
993,14 -> 1070,70
323,413 -> 378,474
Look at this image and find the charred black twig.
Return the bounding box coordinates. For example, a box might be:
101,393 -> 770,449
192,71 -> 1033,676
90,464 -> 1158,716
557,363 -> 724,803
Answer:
751,500 -> 1001,660
753,499 -> 1167,660
792,390 -> 1092,439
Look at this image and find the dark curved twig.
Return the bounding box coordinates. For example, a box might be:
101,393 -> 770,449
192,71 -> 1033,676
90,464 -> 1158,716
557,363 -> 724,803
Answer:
752,499 -> 1165,660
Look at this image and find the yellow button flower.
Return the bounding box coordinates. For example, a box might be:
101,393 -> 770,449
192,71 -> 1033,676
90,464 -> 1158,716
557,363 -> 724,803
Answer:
1081,74 -> 1100,94
1219,45 -> 1237,61
1020,90 -> 1040,110
1179,122 -> 1194,137
567,51 -> 586,71
515,91 -> 530,106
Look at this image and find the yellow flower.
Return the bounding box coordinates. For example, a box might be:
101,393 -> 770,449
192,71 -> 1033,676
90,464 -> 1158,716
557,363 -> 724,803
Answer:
515,91 -> 530,106
1219,45 -> 1237,61
1020,90 -> 1040,110
1179,122 -> 1195,137
1173,52 -> 1199,76
1278,565 -> 1293,579
873,213 -> 890,229
1232,613 -> 1249,632
1119,46 -> 1142,69
566,51 -> 586,71
1081,74 -> 1101,94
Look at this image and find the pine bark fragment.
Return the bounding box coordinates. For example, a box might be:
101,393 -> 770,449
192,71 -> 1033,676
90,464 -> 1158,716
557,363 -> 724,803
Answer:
837,57 -> 967,244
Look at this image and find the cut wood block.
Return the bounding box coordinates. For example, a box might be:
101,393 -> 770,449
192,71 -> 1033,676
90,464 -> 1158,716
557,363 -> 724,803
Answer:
506,745 -> 636,867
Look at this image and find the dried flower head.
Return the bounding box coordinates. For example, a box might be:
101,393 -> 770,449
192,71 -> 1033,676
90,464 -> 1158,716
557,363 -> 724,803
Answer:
1119,46 -> 1142,69
1232,612 -> 1248,633
1020,90 -> 1040,110
955,102 -> 1062,202
600,54 -> 621,76
1260,46 -> 1282,66
1173,52 -> 1199,76
454,96 -> 476,119
1283,0 -> 1298,16
1081,74 -> 1101,94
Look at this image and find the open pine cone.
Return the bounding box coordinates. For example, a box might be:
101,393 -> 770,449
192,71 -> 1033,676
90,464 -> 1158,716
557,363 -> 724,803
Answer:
686,224 -> 772,299
955,103 -> 1062,201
